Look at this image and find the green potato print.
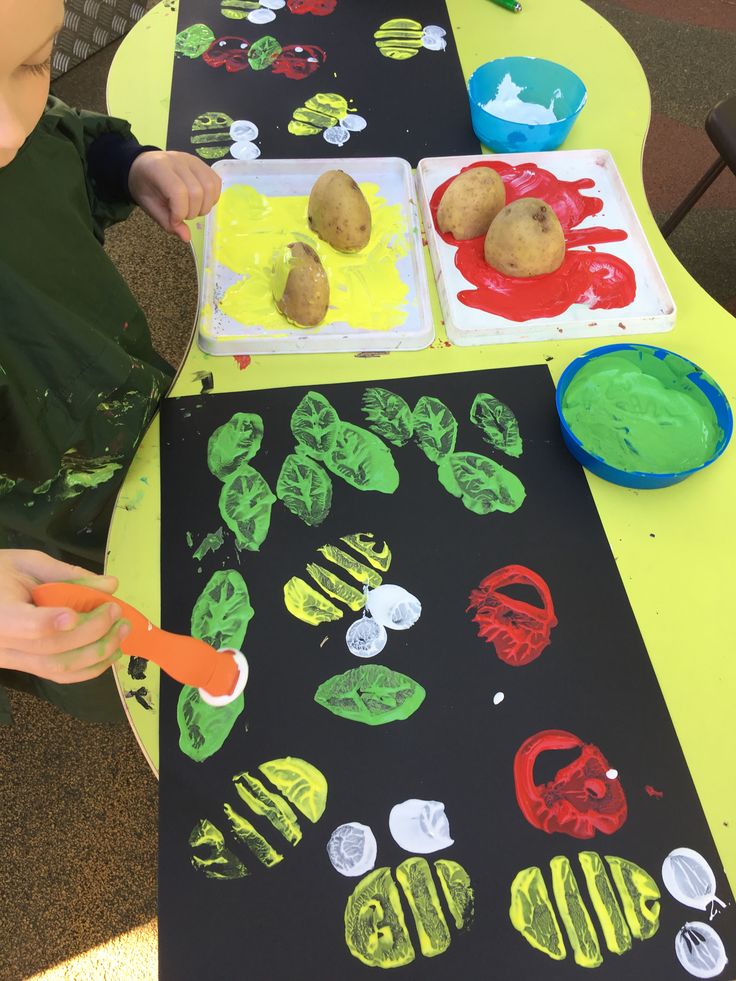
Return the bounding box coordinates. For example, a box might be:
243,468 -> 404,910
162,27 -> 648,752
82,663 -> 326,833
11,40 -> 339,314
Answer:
219,465 -> 275,551
248,35 -> 282,70
412,396 -> 458,463
177,686 -> 244,763
470,393 -> 523,458
175,23 -> 215,58
361,387 -> 414,447
325,422 -> 400,493
276,454 -> 332,526
314,664 -> 425,725
291,391 -> 340,459
192,527 -> 224,560
189,818 -> 249,879
190,569 -> 254,651
207,412 -> 264,481
438,452 -> 526,515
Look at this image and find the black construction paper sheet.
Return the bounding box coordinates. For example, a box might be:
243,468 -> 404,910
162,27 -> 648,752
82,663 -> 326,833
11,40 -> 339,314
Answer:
167,0 -> 479,164
158,366 -> 736,980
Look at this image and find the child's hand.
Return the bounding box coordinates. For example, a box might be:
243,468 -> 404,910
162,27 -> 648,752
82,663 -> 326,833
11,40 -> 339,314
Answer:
0,550 -> 130,685
127,150 -> 222,244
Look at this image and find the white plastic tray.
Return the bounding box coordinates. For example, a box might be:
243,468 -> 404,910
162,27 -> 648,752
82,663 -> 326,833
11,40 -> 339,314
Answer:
198,157 -> 434,355
416,150 -> 676,346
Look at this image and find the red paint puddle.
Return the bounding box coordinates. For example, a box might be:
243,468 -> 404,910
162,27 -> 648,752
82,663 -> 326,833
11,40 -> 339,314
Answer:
430,161 -> 637,323
233,355 -> 251,370
645,785 -> 664,799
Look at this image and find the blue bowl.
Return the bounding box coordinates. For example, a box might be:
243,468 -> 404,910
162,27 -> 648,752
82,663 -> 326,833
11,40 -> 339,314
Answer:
555,344 -> 733,489
468,56 -> 587,153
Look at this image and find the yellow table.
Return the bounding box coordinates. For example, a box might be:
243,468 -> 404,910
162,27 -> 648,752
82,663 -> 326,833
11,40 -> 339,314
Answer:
108,0 -> 736,891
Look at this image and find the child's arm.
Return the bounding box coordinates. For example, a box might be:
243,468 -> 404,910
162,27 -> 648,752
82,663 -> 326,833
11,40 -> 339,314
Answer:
0,550 -> 129,684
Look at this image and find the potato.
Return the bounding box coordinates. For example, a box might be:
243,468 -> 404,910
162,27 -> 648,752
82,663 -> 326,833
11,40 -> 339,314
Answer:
484,197 -> 565,277
307,170 -> 372,253
437,167 -> 505,240
273,242 -> 329,327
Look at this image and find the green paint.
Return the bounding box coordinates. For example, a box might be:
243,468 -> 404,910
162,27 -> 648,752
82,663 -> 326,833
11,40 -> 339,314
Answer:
561,350 -> 722,474
345,868 -> 416,968
325,422 -> 400,493
435,860 -> 474,931
33,478 -> 54,495
177,685 -> 244,762
396,858 -> 451,957
248,35 -> 282,70
276,454 -> 332,526
175,23 -> 215,58
0,475 -> 16,496
362,387 -> 414,447
193,527 -> 225,559
191,569 -> 253,650
413,396 -> 457,463
207,412 -> 264,481
290,391 -> 340,459
186,531 -> 194,547
232,772 -> 302,845
438,452 -> 526,514
189,818 -> 248,879
314,664 -> 425,725
224,803 -> 283,867
64,460 -> 122,489
470,393 -> 523,457
219,464 -> 275,551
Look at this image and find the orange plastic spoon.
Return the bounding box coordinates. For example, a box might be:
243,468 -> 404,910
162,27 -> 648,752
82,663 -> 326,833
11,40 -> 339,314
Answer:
32,582 -> 248,704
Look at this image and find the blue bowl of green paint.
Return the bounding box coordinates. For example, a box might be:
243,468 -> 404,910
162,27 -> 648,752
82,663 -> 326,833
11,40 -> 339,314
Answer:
556,344 -> 732,489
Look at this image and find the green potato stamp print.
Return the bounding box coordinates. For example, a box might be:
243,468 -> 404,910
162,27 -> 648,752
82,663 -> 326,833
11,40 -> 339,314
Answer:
438,452 -> 526,515
325,422 -> 400,493
276,453 -> 332,526
190,569 -> 254,651
412,396 -> 458,463
361,387 -> 414,447
177,686 -> 244,763
219,464 -> 275,551
207,411 -> 264,481
314,664 -> 426,725
290,391 -> 340,459
470,393 -> 523,458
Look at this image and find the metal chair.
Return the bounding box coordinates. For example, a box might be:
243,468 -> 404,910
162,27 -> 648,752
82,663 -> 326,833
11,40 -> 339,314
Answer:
660,95 -> 736,238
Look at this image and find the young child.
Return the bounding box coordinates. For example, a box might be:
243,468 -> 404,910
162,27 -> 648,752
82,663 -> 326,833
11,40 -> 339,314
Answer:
0,0 -> 221,723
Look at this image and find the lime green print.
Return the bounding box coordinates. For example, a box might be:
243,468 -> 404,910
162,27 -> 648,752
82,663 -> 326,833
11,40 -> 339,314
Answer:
509,866 -> 566,961
189,818 -> 248,880
605,855 -> 660,941
438,452 -> 525,515
207,412 -> 264,481
219,465 -> 275,551
550,855 -> 602,969
232,772 -> 302,846
306,563 -> 365,611
177,686 -> 244,763
325,422 -> 400,493
315,665 -> 425,725
193,527 -> 224,560
470,393 -> 523,458
258,757 -> 328,823
191,569 -> 253,651
340,532 -> 392,571
284,576 -> 343,625
413,397 -> 457,463
175,23 -> 214,58
318,545 -> 382,587
362,388 -> 414,447
185,531 -> 193,547
248,35 -> 282,70
291,392 -> 340,460
277,454 -> 332,527
561,349 -> 722,473
578,852 -> 631,955
396,857 -> 451,957
345,867 -> 416,968
224,803 -> 283,867
435,860 -> 474,930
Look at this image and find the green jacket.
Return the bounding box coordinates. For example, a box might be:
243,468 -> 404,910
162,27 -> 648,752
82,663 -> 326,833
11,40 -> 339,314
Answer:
0,97 -> 173,568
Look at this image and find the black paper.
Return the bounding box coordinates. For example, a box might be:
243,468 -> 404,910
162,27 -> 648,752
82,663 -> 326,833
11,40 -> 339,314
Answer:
167,0 -> 479,163
159,366 -> 735,980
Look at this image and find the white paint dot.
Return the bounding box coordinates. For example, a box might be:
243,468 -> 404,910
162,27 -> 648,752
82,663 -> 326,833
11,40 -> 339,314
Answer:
493,691 -> 504,705
606,768 -> 618,780
230,140 -> 261,160
247,8 -> 276,22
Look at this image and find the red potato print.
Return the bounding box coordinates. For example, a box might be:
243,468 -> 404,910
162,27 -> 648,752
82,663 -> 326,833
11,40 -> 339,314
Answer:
272,44 -> 326,80
287,0 -> 337,13
430,161 -> 636,322
514,729 -> 628,838
203,37 -> 250,72
467,564 -> 557,666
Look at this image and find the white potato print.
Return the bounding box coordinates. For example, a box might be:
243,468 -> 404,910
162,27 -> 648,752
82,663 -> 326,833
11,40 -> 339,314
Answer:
248,7 -> 276,23
389,799 -> 454,854
662,848 -> 727,917
346,617 -> 387,658
327,823 -> 378,877
230,120 -> 259,141
340,114 -> 367,132
365,584 -> 421,630
261,0 -> 286,7
421,26 -> 447,52
323,125 -> 350,147
231,141 -> 261,160
675,922 -> 728,979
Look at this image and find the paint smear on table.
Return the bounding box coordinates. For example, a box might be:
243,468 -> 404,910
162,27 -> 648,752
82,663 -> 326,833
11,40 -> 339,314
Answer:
214,182 -> 409,332
430,161 -> 636,322
561,348 -> 723,473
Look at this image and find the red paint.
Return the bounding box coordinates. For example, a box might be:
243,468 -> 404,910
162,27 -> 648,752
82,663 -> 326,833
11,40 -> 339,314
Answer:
514,729 -> 628,838
467,565 -> 557,666
645,784 -> 664,799
233,355 -> 251,370
430,161 -> 636,322
271,44 -> 326,79
203,37 -> 250,72
287,0 -> 337,14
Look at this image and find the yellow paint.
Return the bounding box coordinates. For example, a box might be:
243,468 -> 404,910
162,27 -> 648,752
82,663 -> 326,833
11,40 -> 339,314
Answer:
306,563 -> 366,610
214,183 -> 409,334
396,858 -> 451,957
605,855 -> 660,941
509,866 -> 566,961
223,803 -> 283,867
283,576 -> 343,625
318,545 -> 382,587
375,19 -> 424,60
341,532 -> 392,571
288,93 -> 348,135
258,757 -> 328,823
550,855 -> 603,969
232,772 -> 302,846
578,852 -> 632,956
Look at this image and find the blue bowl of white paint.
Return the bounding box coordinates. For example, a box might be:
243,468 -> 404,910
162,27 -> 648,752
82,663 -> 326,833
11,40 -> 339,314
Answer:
468,57 -> 587,152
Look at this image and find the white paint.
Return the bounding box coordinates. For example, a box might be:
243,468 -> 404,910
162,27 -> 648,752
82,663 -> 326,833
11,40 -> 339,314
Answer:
389,799 -> 453,854
422,33 -> 447,52
662,848 -> 726,915
493,691 -> 505,705
606,768 -> 618,780
327,822 -> 378,876
422,25 -> 447,38
248,7 -> 276,23
260,0 -> 285,7
481,73 -> 559,124
365,585 -> 421,630
199,650 -> 249,706
346,617 -> 387,658
323,126 -> 350,146
340,114 -> 367,132
230,140 -> 261,160
675,922 -> 728,978
230,119 -> 259,141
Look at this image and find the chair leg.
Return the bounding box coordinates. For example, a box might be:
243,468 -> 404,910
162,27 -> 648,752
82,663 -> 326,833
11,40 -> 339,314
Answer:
660,157 -> 726,238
